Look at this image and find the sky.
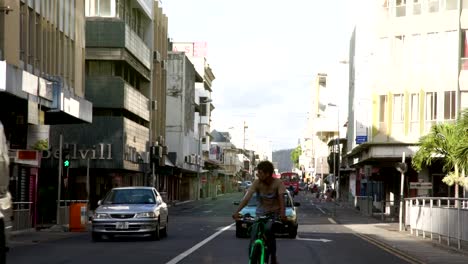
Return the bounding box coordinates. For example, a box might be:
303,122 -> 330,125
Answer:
163,0 -> 354,150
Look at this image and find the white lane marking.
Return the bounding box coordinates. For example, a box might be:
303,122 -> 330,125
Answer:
316,206 -> 326,214
165,223 -> 235,264
202,210 -> 212,213
296,235 -> 333,243
328,218 -> 337,224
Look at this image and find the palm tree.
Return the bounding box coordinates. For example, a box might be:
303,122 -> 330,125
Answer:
412,123 -> 463,198
455,109 -> 468,186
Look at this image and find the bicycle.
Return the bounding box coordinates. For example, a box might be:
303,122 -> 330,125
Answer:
248,214 -> 281,264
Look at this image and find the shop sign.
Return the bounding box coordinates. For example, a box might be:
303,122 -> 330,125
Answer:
42,143 -> 112,160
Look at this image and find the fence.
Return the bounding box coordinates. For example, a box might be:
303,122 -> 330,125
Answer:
405,197 -> 468,250
12,202 -> 33,231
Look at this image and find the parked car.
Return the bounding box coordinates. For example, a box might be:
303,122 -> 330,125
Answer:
234,190 -> 300,239
91,187 -> 168,241
238,180 -> 252,192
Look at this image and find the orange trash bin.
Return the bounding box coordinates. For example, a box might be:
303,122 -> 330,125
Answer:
69,203 -> 87,232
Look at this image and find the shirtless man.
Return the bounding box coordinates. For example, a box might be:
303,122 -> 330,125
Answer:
232,160 -> 286,264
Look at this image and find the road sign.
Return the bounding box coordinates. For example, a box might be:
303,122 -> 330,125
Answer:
356,135 -> 368,144
409,182 -> 432,190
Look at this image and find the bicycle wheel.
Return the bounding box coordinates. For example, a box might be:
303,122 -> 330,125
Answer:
249,241 -> 265,264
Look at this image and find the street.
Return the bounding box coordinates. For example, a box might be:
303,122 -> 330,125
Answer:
8,192 -> 411,264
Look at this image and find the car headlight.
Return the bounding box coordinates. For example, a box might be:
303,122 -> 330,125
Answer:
94,213 -> 110,219
135,212 -> 157,218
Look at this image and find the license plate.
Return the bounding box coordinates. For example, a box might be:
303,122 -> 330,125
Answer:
116,222 -> 129,229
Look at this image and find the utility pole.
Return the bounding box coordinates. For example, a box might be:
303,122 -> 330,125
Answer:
56,134 -> 63,226
397,152 -> 407,231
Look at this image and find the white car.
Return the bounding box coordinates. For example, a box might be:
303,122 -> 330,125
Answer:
92,187 -> 169,241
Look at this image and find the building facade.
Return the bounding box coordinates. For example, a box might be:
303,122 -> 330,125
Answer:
165,51 -> 203,201
39,0 -> 155,224
0,0 -> 93,227
345,0 -> 468,212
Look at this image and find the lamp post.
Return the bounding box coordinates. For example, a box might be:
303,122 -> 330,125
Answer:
327,103 -> 340,200
197,98 -> 212,200
243,121 -> 248,180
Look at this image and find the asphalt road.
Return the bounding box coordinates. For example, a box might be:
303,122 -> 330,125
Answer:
7,192 -> 410,264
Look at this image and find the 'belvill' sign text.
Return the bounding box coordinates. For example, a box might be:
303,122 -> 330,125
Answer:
42,143 -> 113,160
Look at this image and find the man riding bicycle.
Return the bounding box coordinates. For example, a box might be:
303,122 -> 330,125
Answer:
232,161 -> 287,264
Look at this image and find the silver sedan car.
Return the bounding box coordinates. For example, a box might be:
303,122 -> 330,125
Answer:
91,187 -> 168,241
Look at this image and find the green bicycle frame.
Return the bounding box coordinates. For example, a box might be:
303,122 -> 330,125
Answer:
249,221 -> 267,264
249,239 -> 265,264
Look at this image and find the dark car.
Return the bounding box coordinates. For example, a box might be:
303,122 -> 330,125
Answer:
234,190 -> 300,238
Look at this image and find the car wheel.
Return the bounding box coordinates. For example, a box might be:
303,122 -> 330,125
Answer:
91,232 -> 102,242
288,227 -> 298,239
161,217 -> 168,237
151,222 -> 161,241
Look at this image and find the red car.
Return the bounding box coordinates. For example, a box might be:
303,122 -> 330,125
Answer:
280,172 -> 300,196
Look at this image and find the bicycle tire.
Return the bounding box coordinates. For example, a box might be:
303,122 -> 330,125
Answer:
249,240 -> 265,264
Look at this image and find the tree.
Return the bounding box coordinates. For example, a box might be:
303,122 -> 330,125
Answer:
412,123 -> 464,199
455,109 -> 468,186
290,145 -> 301,169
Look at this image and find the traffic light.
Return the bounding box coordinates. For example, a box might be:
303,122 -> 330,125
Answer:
62,149 -> 70,168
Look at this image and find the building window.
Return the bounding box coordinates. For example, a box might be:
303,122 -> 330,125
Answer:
410,93 -> 419,121
393,94 -> 404,122
413,0 -> 422,15
395,0 -> 406,17
410,93 -> 419,132
444,91 -> 456,120
425,92 -> 437,121
427,0 -> 440,13
85,0 -> 115,17
379,95 -> 388,132
379,95 -> 388,122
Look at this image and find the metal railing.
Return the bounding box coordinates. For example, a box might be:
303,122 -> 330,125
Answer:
12,202 -> 33,231
405,197 -> 468,250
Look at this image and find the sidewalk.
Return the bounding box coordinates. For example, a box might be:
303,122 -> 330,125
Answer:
320,200 -> 468,264
9,227 -> 85,249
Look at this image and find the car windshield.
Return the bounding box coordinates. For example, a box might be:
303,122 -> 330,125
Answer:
246,193 -> 293,207
102,189 -> 156,205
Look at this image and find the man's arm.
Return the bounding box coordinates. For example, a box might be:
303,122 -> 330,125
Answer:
232,180 -> 257,220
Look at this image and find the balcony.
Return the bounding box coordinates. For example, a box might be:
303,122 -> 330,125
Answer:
86,20 -> 151,70
86,77 -> 149,121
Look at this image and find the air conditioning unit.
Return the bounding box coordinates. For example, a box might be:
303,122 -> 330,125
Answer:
153,51 -> 161,63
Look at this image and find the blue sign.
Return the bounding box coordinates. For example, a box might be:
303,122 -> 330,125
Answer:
356,136 -> 368,144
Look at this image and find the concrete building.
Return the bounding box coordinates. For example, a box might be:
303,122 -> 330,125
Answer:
150,1 -> 175,202
38,0 -> 155,224
172,42 -> 216,199
165,51 -> 203,201
0,0 -> 93,227
345,0 -> 468,213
